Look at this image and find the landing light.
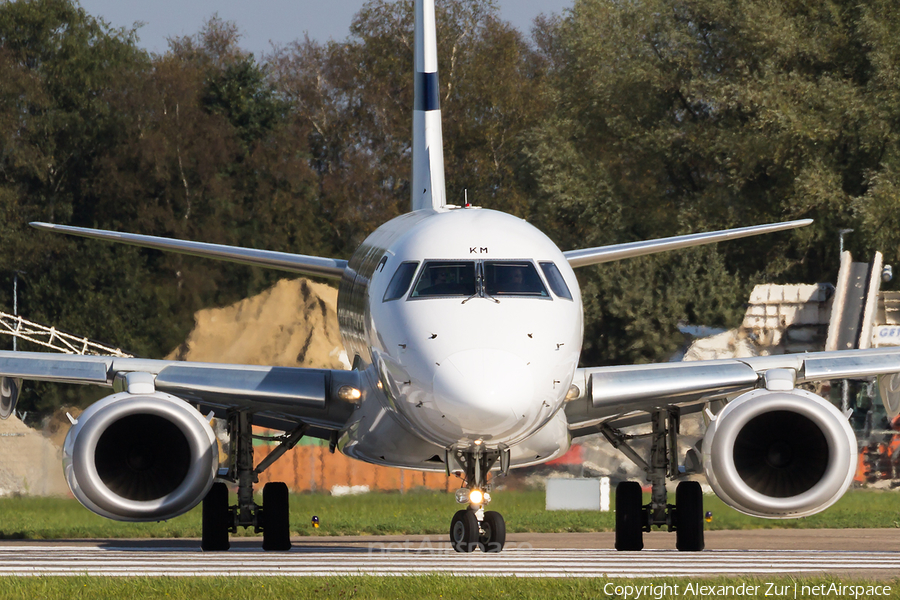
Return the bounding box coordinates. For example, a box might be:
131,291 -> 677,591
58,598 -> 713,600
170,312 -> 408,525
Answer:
565,385 -> 580,401
337,386 -> 362,402
468,489 -> 484,505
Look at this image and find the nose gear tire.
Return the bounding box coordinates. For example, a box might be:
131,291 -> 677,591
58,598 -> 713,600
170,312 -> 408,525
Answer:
478,511 -> 506,552
450,509 -> 479,553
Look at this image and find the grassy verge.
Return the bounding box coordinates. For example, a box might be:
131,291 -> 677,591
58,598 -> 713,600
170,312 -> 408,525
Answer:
0,488 -> 898,539
0,576 -> 898,600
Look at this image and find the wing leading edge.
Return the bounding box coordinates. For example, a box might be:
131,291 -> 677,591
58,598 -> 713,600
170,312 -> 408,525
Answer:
30,222 -> 348,280
563,219 -> 812,268
0,351 -> 360,431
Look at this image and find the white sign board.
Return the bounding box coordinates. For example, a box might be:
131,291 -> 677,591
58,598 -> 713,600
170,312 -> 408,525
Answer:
545,478 -> 601,511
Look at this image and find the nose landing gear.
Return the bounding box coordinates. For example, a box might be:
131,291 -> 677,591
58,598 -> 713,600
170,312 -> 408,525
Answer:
448,446 -> 507,553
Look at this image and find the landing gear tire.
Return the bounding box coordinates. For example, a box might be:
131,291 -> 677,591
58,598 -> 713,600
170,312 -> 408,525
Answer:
478,511 -> 506,553
262,482 -> 292,551
615,481 -> 644,551
450,509 -> 479,553
201,482 -> 230,552
675,481 -> 704,552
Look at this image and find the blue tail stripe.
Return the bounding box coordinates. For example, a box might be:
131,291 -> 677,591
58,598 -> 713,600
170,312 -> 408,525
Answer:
414,72 -> 441,112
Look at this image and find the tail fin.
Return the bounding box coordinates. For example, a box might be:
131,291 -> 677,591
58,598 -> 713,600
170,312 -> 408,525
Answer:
411,0 -> 447,212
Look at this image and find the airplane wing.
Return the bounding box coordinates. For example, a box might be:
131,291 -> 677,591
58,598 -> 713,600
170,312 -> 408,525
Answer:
565,346 -> 900,434
563,219 -> 812,268
0,351 -> 361,434
29,222 -> 348,280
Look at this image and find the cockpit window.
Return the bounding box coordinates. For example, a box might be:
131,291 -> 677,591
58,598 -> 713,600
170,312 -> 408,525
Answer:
411,262 -> 476,297
383,261 -> 419,301
539,262 -> 573,300
484,262 -> 549,297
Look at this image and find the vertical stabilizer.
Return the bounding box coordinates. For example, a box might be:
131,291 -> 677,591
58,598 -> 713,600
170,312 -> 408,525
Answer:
411,0 -> 447,212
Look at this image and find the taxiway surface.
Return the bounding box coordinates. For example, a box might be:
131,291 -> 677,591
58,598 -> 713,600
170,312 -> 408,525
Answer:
2,529 -> 899,578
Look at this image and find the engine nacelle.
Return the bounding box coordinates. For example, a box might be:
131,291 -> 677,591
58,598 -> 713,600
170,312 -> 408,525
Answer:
63,391 -> 218,522
702,388 -> 857,518
0,377 -> 21,420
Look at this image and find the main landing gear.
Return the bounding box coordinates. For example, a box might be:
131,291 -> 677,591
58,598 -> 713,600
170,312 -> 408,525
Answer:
448,445 -> 508,553
601,408 -> 705,552
201,410 -> 307,552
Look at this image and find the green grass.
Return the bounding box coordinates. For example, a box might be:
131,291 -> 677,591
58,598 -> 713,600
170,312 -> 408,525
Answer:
0,576 -> 898,600
1,488 -> 899,539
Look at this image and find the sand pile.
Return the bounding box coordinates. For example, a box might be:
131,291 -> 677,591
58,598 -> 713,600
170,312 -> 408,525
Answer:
167,278 -> 349,369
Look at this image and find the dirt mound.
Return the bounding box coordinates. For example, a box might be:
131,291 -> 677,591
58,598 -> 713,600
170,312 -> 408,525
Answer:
167,278 -> 349,369
0,414 -> 68,497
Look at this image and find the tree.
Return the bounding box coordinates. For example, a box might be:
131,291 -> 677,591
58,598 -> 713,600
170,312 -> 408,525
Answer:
0,6 -> 325,411
527,0 -> 900,366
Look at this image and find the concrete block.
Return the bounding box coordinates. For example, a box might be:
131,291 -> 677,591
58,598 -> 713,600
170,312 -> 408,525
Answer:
747,305 -> 766,317
810,286 -> 827,303
743,315 -> 764,329
779,305 -> 799,326
749,286 -> 769,304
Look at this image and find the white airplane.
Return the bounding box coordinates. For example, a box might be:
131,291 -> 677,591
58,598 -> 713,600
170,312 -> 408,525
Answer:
1,0 -> 897,554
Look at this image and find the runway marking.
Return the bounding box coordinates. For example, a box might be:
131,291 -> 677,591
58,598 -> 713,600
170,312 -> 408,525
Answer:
2,546 -> 900,577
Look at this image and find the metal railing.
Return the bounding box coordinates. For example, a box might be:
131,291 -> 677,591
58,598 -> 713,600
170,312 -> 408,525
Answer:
0,312 -> 132,357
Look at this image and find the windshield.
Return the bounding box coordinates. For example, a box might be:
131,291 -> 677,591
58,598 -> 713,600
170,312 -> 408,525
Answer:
539,262 -> 573,300
410,262 -> 476,297
483,262 -> 549,297
383,261 -> 419,301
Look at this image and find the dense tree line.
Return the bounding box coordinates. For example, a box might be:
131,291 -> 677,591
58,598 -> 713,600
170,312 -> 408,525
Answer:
1,0 -> 898,412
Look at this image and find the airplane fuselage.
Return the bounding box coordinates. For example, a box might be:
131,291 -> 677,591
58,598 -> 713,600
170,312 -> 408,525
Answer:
335,207 -> 583,470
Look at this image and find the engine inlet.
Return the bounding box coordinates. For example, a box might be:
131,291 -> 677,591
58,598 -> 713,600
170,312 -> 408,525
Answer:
733,410 -> 828,498
95,414 -> 192,501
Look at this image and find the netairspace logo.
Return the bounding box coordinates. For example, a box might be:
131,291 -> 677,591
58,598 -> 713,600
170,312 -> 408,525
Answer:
602,581 -> 893,599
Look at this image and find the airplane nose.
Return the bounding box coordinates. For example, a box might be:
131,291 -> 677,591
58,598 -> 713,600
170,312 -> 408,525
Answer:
432,349 -> 534,435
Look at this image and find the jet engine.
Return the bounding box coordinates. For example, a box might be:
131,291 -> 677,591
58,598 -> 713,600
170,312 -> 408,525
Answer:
702,387 -> 857,518
63,391 -> 218,521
